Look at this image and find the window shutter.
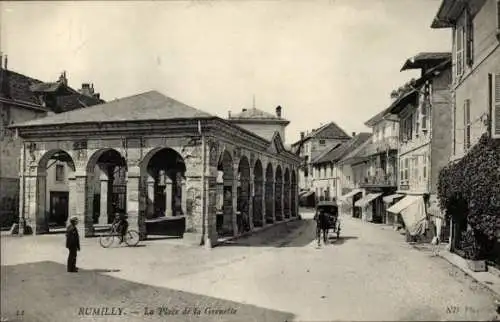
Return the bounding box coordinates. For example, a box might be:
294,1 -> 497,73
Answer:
492,73 -> 500,139
497,0 -> 500,38
466,9 -> 474,66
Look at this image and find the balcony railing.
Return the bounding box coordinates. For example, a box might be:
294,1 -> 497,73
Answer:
362,136 -> 398,157
360,173 -> 397,187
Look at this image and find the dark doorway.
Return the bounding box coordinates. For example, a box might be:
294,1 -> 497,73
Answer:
49,191 -> 69,227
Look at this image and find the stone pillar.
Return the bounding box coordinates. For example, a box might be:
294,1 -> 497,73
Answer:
272,181 -> 276,222
24,174 -> 38,234
165,177 -> 173,217
232,164 -> 238,236
127,166 -> 146,239
146,176 -> 155,218
99,173 -> 109,225
248,174 -> 254,231
262,177 -> 267,225
68,175 -> 77,223
72,173 -> 89,237
205,166 -> 218,247
181,179 -> 187,216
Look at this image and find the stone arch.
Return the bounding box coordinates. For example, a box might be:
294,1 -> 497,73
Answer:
275,165 -> 283,221
140,147 -> 186,220
284,167 -> 290,219
291,169 -> 298,217
237,155 -> 251,233
265,163 -> 274,224
253,159 -> 264,227
85,148 -> 128,232
34,149 -> 76,234
217,150 -> 235,237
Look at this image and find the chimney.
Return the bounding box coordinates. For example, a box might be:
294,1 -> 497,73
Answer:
228,110 -> 232,118
352,132 -> 356,137
58,71 -> 68,86
242,108 -> 247,112
4,55 -> 8,70
300,131 -> 305,140
390,90 -> 399,100
79,83 -> 96,97
276,105 -> 282,118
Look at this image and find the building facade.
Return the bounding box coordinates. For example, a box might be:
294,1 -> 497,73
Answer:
432,0 -> 500,156
385,53 -> 453,237
12,91 -> 301,247
0,59 -> 103,228
311,133 -> 371,202
349,110 -> 400,223
291,122 -> 351,191
431,0 -> 500,246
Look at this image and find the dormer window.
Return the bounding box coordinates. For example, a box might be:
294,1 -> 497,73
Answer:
319,139 -> 326,145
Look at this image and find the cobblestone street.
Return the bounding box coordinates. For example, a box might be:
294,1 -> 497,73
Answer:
1,211 -> 499,321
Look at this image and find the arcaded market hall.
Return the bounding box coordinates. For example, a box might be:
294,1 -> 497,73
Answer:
11,90 -> 301,247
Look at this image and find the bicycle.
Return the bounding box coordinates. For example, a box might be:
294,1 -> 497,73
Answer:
99,220 -> 140,248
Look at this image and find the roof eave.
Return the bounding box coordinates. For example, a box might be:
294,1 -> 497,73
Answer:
430,0 -> 464,29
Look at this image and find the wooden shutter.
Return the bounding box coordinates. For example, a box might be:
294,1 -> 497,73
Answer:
464,99 -> 471,149
492,73 -> 500,139
455,26 -> 464,76
497,0 -> 500,37
466,9 -> 474,67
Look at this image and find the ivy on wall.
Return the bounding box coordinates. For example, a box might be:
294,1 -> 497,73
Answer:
437,133 -> 500,259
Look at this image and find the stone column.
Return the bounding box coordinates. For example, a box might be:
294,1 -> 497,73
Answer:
127,166 -> 145,239
232,163 -> 238,236
165,177 -> 173,216
181,179 -> 187,216
248,173 -> 254,231
146,176 -> 155,218
24,174 -> 39,234
72,173 -> 89,237
205,166 -> 219,247
272,181 -> 276,222
68,175 -> 77,223
99,172 -> 109,225
262,177 -> 267,225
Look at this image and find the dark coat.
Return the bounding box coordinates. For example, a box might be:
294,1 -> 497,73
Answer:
66,225 -> 80,250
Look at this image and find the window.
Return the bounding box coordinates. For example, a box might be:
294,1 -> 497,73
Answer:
455,24 -> 465,77
490,73 -> 500,139
330,164 -> 334,177
422,153 -> 427,180
319,139 -> 326,145
404,158 -> 409,182
465,9 -> 474,67
464,99 -> 471,150
55,164 -> 65,182
452,99 -> 457,154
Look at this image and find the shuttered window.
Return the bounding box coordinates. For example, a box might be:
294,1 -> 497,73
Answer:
465,9 -> 474,67
464,99 -> 471,150
455,25 -> 465,77
492,73 -> 500,139
453,99 -> 457,154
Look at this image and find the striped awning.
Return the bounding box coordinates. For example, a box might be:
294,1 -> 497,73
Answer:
354,193 -> 382,208
382,194 -> 404,204
387,195 -> 421,214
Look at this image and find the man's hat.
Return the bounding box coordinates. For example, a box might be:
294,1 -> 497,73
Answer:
69,216 -> 79,223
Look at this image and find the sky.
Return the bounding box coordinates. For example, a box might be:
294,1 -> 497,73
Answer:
0,0 -> 451,144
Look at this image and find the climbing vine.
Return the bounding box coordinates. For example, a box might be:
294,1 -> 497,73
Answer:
437,133 -> 500,259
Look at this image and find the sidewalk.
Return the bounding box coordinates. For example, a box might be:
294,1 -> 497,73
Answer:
405,238 -> 500,299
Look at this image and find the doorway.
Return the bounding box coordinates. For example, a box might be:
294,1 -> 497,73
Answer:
49,191 -> 69,227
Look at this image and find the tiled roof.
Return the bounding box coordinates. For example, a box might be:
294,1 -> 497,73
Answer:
338,137 -> 373,165
12,90 -> 214,127
292,122 -> 351,146
400,52 -> 451,71
312,132 -> 372,164
1,69 -> 44,106
0,69 -> 104,112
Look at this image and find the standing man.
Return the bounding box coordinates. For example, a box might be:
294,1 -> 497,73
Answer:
66,216 -> 80,272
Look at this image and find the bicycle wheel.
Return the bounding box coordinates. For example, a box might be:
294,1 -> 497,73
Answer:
125,230 -> 140,247
99,234 -> 115,248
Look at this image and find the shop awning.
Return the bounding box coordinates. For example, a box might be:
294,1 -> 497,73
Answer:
354,193 -> 382,208
387,195 -> 427,236
383,194 -> 404,204
339,189 -> 363,201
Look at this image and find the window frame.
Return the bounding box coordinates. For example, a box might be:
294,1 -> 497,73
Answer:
464,99 -> 471,150
55,164 -> 65,183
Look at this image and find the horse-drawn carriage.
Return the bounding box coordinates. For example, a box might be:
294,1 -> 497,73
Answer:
315,200 -> 341,239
